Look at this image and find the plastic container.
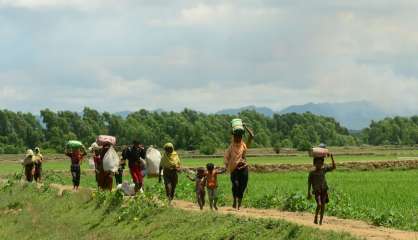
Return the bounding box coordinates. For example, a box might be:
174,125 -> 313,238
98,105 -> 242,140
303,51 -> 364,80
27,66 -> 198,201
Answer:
311,147 -> 329,158
231,118 -> 245,133
96,135 -> 116,146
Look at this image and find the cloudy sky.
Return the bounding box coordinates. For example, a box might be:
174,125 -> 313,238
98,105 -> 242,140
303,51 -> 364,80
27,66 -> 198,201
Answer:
1,0 -> 418,114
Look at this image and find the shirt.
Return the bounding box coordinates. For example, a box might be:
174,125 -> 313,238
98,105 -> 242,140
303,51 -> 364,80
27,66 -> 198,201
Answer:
308,166 -> 334,192
224,141 -> 247,172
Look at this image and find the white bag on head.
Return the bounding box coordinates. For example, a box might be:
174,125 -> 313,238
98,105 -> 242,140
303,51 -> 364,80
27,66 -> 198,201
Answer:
145,146 -> 161,177
103,146 -> 120,172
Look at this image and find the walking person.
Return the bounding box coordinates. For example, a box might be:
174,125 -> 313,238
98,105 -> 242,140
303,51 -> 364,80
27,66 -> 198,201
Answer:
308,145 -> 336,225
98,143 -> 114,191
65,147 -> 87,191
224,120 -> 254,210
122,140 -> 146,193
205,163 -> 226,210
22,149 -> 35,182
33,147 -> 43,182
159,143 -> 181,203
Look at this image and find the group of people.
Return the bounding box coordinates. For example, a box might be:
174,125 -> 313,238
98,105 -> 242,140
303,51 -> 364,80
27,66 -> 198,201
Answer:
22,121 -> 337,225
158,124 -> 255,211
22,147 -> 43,183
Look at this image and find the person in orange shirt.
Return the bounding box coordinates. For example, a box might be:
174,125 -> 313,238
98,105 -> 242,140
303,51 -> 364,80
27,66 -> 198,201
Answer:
205,163 -> 226,210
224,124 -> 254,210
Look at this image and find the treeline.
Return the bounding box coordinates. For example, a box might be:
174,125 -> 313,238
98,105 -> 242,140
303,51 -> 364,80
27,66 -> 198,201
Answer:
0,108 -> 359,154
362,116 -> 418,145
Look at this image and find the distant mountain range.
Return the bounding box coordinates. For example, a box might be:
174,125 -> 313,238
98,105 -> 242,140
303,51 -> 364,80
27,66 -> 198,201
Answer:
216,101 -> 388,130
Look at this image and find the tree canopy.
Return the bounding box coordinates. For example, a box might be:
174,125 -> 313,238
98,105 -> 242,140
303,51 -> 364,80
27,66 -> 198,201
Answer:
0,108 -> 365,154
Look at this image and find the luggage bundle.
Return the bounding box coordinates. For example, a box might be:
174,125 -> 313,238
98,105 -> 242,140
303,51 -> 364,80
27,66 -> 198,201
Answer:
96,135 -> 116,146
310,147 -> 330,158
145,146 -> 162,177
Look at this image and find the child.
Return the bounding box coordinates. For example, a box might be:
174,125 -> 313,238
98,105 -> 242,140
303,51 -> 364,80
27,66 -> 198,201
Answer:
307,153 -> 336,225
187,167 -> 206,210
205,163 -> 226,210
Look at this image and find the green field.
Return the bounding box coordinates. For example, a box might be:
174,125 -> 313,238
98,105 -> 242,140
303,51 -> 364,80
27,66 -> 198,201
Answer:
16,168 -> 418,232
1,151 -> 418,232
0,152 -> 417,175
0,182 -> 357,240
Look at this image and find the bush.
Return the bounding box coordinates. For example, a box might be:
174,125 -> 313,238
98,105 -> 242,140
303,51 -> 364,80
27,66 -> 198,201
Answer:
199,144 -> 217,155
3,145 -> 22,154
281,192 -> 314,212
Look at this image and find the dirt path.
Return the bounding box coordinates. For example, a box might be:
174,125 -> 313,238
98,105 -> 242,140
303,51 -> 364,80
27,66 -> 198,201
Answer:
172,200 -> 417,240
28,183 -> 418,240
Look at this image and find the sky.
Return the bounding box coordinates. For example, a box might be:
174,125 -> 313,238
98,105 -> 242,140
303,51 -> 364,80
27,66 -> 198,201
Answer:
1,0 -> 418,114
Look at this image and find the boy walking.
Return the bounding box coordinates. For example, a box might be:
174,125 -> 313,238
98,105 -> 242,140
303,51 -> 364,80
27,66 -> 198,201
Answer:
307,153 -> 336,225
205,163 -> 226,210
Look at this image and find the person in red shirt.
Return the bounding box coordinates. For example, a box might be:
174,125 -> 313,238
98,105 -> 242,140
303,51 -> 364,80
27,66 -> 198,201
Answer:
122,140 -> 146,193
65,147 -> 87,191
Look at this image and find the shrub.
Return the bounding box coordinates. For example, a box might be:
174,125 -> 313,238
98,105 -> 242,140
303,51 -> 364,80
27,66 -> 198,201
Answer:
281,192 -> 313,212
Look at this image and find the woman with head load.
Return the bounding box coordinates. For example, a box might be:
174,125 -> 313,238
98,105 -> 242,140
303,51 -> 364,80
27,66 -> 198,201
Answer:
22,149 -> 35,182
159,143 -> 181,203
65,145 -> 87,191
33,147 -> 43,182
224,119 -> 254,210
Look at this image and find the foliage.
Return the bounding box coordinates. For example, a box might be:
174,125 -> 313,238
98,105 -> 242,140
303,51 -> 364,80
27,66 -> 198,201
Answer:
0,108 -> 357,152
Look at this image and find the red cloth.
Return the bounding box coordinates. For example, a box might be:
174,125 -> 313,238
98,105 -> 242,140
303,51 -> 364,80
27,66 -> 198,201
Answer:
130,165 -> 143,184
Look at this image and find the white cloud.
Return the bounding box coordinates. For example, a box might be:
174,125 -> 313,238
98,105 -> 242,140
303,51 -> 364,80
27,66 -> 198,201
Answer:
1,1 -> 418,114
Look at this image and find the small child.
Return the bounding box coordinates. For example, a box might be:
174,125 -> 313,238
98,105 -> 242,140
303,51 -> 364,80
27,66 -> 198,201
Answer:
307,153 -> 336,225
187,167 -> 207,210
205,163 -> 226,210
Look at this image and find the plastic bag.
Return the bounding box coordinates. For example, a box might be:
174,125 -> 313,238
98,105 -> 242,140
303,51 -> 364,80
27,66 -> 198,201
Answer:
102,146 -> 120,172
66,140 -> 83,149
145,147 -> 161,177
96,135 -> 116,146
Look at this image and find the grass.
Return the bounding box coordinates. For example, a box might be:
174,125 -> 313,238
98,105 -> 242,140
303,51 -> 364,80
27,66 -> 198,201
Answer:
0,180 -> 358,240
14,167 -> 418,232
0,152 -> 417,176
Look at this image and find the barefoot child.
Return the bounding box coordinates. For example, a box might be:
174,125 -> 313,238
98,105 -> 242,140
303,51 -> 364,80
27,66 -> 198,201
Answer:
307,152 -> 336,225
205,163 -> 226,210
187,167 -> 206,210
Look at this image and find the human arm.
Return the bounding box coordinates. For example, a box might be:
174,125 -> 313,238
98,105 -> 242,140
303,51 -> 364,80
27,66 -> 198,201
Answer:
307,173 -> 312,199
330,154 -> 336,170
244,124 -> 254,148
216,168 -> 227,174
158,165 -> 162,183
186,175 -> 195,182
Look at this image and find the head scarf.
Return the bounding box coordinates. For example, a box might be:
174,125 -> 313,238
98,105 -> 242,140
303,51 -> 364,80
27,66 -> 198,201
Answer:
161,143 -> 180,169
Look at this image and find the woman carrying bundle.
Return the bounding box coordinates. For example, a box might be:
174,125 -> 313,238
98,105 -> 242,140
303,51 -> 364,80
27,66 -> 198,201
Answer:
224,119 -> 254,210
159,143 -> 181,203
33,147 -> 43,183
22,149 -> 35,182
65,142 -> 87,191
